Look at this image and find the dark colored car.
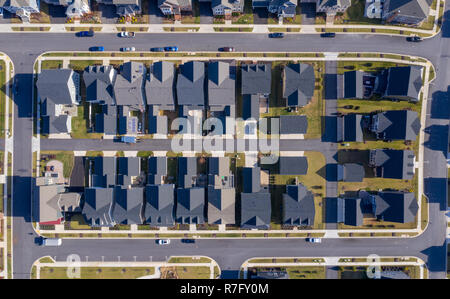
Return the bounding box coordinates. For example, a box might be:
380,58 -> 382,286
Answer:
76,30 -> 94,37
320,32 -> 336,38
164,46 -> 179,52
181,239 -> 196,244
150,47 -> 165,52
219,47 -> 235,52
406,36 -> 422,42
269,32 -> 284,38
89,46 -> 105,52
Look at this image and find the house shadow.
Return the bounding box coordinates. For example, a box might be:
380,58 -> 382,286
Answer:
12,176 -> 34,223
12,73 -> 34,119
420,243 -> 447,276
424,177 -> 448,211
321,116 -> 337,142
429,89 -> 450,120
423,124 -> 448,157
440,10 -> 450,38
220,270 -> 240,279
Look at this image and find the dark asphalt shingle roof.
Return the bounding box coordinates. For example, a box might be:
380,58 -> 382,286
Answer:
144,184 -> 175,226
147,157 -> 167,185
207,186 -> 236,225
374,191 -> 418,223
92,156 -> 117,187
283,63 -> 315,107
114,61 -> 146,109
95,104 -> 117,135
279,156 -> 308,175
282,184 -> 315,226
385,66 -> 423,101
112,186 -> 144,225
37,69 -> 78,105
82,187 -> 115,227
337,114 -> 364,142
208,61 -> 235,109
342,70 -> 364,99
117,157 -> 141,186
240,192 -> 271,229
177,157 -> 197,188
241,63 -> 272,95
242,167 -> 261,193
41,115 -> 69,134
145,61 -> 175,110
177,61 -> 205,108
83,65 -> 116,105
279,115 -> 308,134
337,163 -> 365,182
370,149 -> 415,180
176,187 -> 205,224
242,94 -> 260,120
383,0 -> 431,21
373,110 -> 420,141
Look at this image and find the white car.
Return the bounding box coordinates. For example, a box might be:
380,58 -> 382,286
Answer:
158,239 -> 170,245
0,8 -> 3,17
307,238 -> 322,243
120,47 -> 135,52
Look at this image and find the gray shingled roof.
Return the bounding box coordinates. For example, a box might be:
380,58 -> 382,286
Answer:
279,156 -> 308,175
282,184 -> 315,226
145,61 -> 175,110
208,61 -> 235,109
242,94 -> 260,120
337,163 -> 365,182
242,167 -> 261,193
283,63 -> 315,107
176,187 -> 205,224
83,65 -> 116,105
241,63 -> 272,95
342,70 -> 364,99
383,0 -> 431,21
177,157 -> 197,188
112,187 -> 144,225
374,110 -> 420,141
279,115 -> 308,134
337,114 -> 364,142
240,192 -> 271,229
211,0 -> 243,10
92,156 -> 117,188
144,184 -> 175,227
207,187 -> 236,224
95,104 -> 117,135
82,187 -> 115,227
177,61 -> 205,108
37,69 -> 78,105
117,157 -> 141,186
374,191 -> 418,223
341,197 -> 364,226
370,149 -> 415,180
147,156 -> 167,185
385,66 -> 423,101
317,0 -> 351,11
42,115 -> 69,134
114,61 -> 146,109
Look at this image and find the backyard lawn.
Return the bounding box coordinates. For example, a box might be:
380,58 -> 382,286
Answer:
39,267 -> 155,279
160,266 -> 211,279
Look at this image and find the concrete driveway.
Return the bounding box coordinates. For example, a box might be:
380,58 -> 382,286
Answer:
148,0 -> 165,24
253,7 -> 268,24
48,4 -> 67,24
98,4 -> 117,24
199,2 -> 213,24
300,3 -> 316,25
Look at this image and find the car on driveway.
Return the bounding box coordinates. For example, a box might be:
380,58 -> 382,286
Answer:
269,32 -> 284,38
150,47 -> 165,52
320,32 -> 336,38
406,35 -> 422,42
306,238 -> 322,243
219,47 -> 235,52
120,47 -> 136,52
164,46 -> 178,52
157,239 -> 170,245
76,30 -> 94,37
181,239 -> 196,244
89,46 -> 104,52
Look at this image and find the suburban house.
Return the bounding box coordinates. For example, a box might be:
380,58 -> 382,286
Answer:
147,156 -> 168,185
96,0 -> 142,16
335,197 -> 364,226
144,184 -> 175,227
282,63 -> 315,107
337,163 -> 365,182
279,115 -> 308,137
176,187 -> 205,224
207,61 -> 236,136
91,156 -> 117,188
177,61 -> 205,135
338,70 -> 364,99
37,69 -> 80,136
177,157 -> 198,189
376,66 -> 423,102
35,181 -> 81,225
241,63 -> 272,97
117,157 -> 142,186
0,0 -> 40,22
369,110 -> 420,141
158,0 -> 192,19
43,0 -> 90,18
336,114 -> 364,142
82,187 -> 115,227
242,94 -> 260,121
315,0 -> 351,16
199,0 -> 243,18
252,0 -> 298,18
282,184 -> 315,226
146,61 -> 176,135
279,156 -> 308,175
207,157 -> 236,225
382,0 -> 433,25
114,62 -> 146,135
112,186 -> 144,225
369,149 -> 415,180
241,166 -> 271,229
83,65 -> 118,136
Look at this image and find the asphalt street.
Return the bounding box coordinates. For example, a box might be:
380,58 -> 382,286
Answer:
1,8 -> 449,279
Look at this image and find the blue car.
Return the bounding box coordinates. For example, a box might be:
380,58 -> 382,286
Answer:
150,47 -> 165,52
89,46 -> 104,52
164,46 -> 178,52
77,30 -> 94,37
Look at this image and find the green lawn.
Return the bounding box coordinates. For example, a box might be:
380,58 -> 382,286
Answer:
233,0 -> 254,24
41,60 -> 63,70
69,60 -> 103,71
338,99 -> 421,114
161,266 -> 211,279
286,266 -> 326,279
168,257 -> 212,263
334,0 -> 382,25
71,104 -> 103,139
39,267 -> 155,279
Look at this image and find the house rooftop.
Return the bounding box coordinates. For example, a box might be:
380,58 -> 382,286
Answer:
279,156 -> 308,175
282,184 -> 315,226
279,115 -> 308,135
144,184 -> 175,227
240,192 -> 271,229
241,63 -> 272,95
283,63 -> 315,107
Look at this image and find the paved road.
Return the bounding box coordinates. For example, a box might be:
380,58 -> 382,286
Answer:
1,9 -> 449,278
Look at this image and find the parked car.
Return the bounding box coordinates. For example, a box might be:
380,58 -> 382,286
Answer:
181,239 -> 195,244
164,46 -> 178,52
119,31 -> 135,38
320,32 -> 336,38
306,238 -> 322,243
406,35 -> 422,42
41,238 -> 62,246
269,32 -> 284,38
0,8 -> 4,17
150,47 -> 165,52
76,30 -> 94,37
120,47 -> 136,52
157,239 -> 170,245
89,46 -> 104,52
219,47 -> 235,52
120,136 -> 136,143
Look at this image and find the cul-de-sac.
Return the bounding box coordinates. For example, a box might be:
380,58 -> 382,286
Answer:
0,0 -> 448,281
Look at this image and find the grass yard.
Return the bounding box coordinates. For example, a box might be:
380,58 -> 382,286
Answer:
40,151 -> 75,178
233,0 -> 254,24
337,99 -> 421,114
40,60 -> 63,70
168,257 -> 212,263
181,1 -> 200,24
336,60 -> 407,75
286,266 -> 326,279
69,60 -> 103,71
161,266 -> 211,279
71,104 -> 103,139
39,267 -> 155,279
334,0 -> 382,25
65,214 -> 92,230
